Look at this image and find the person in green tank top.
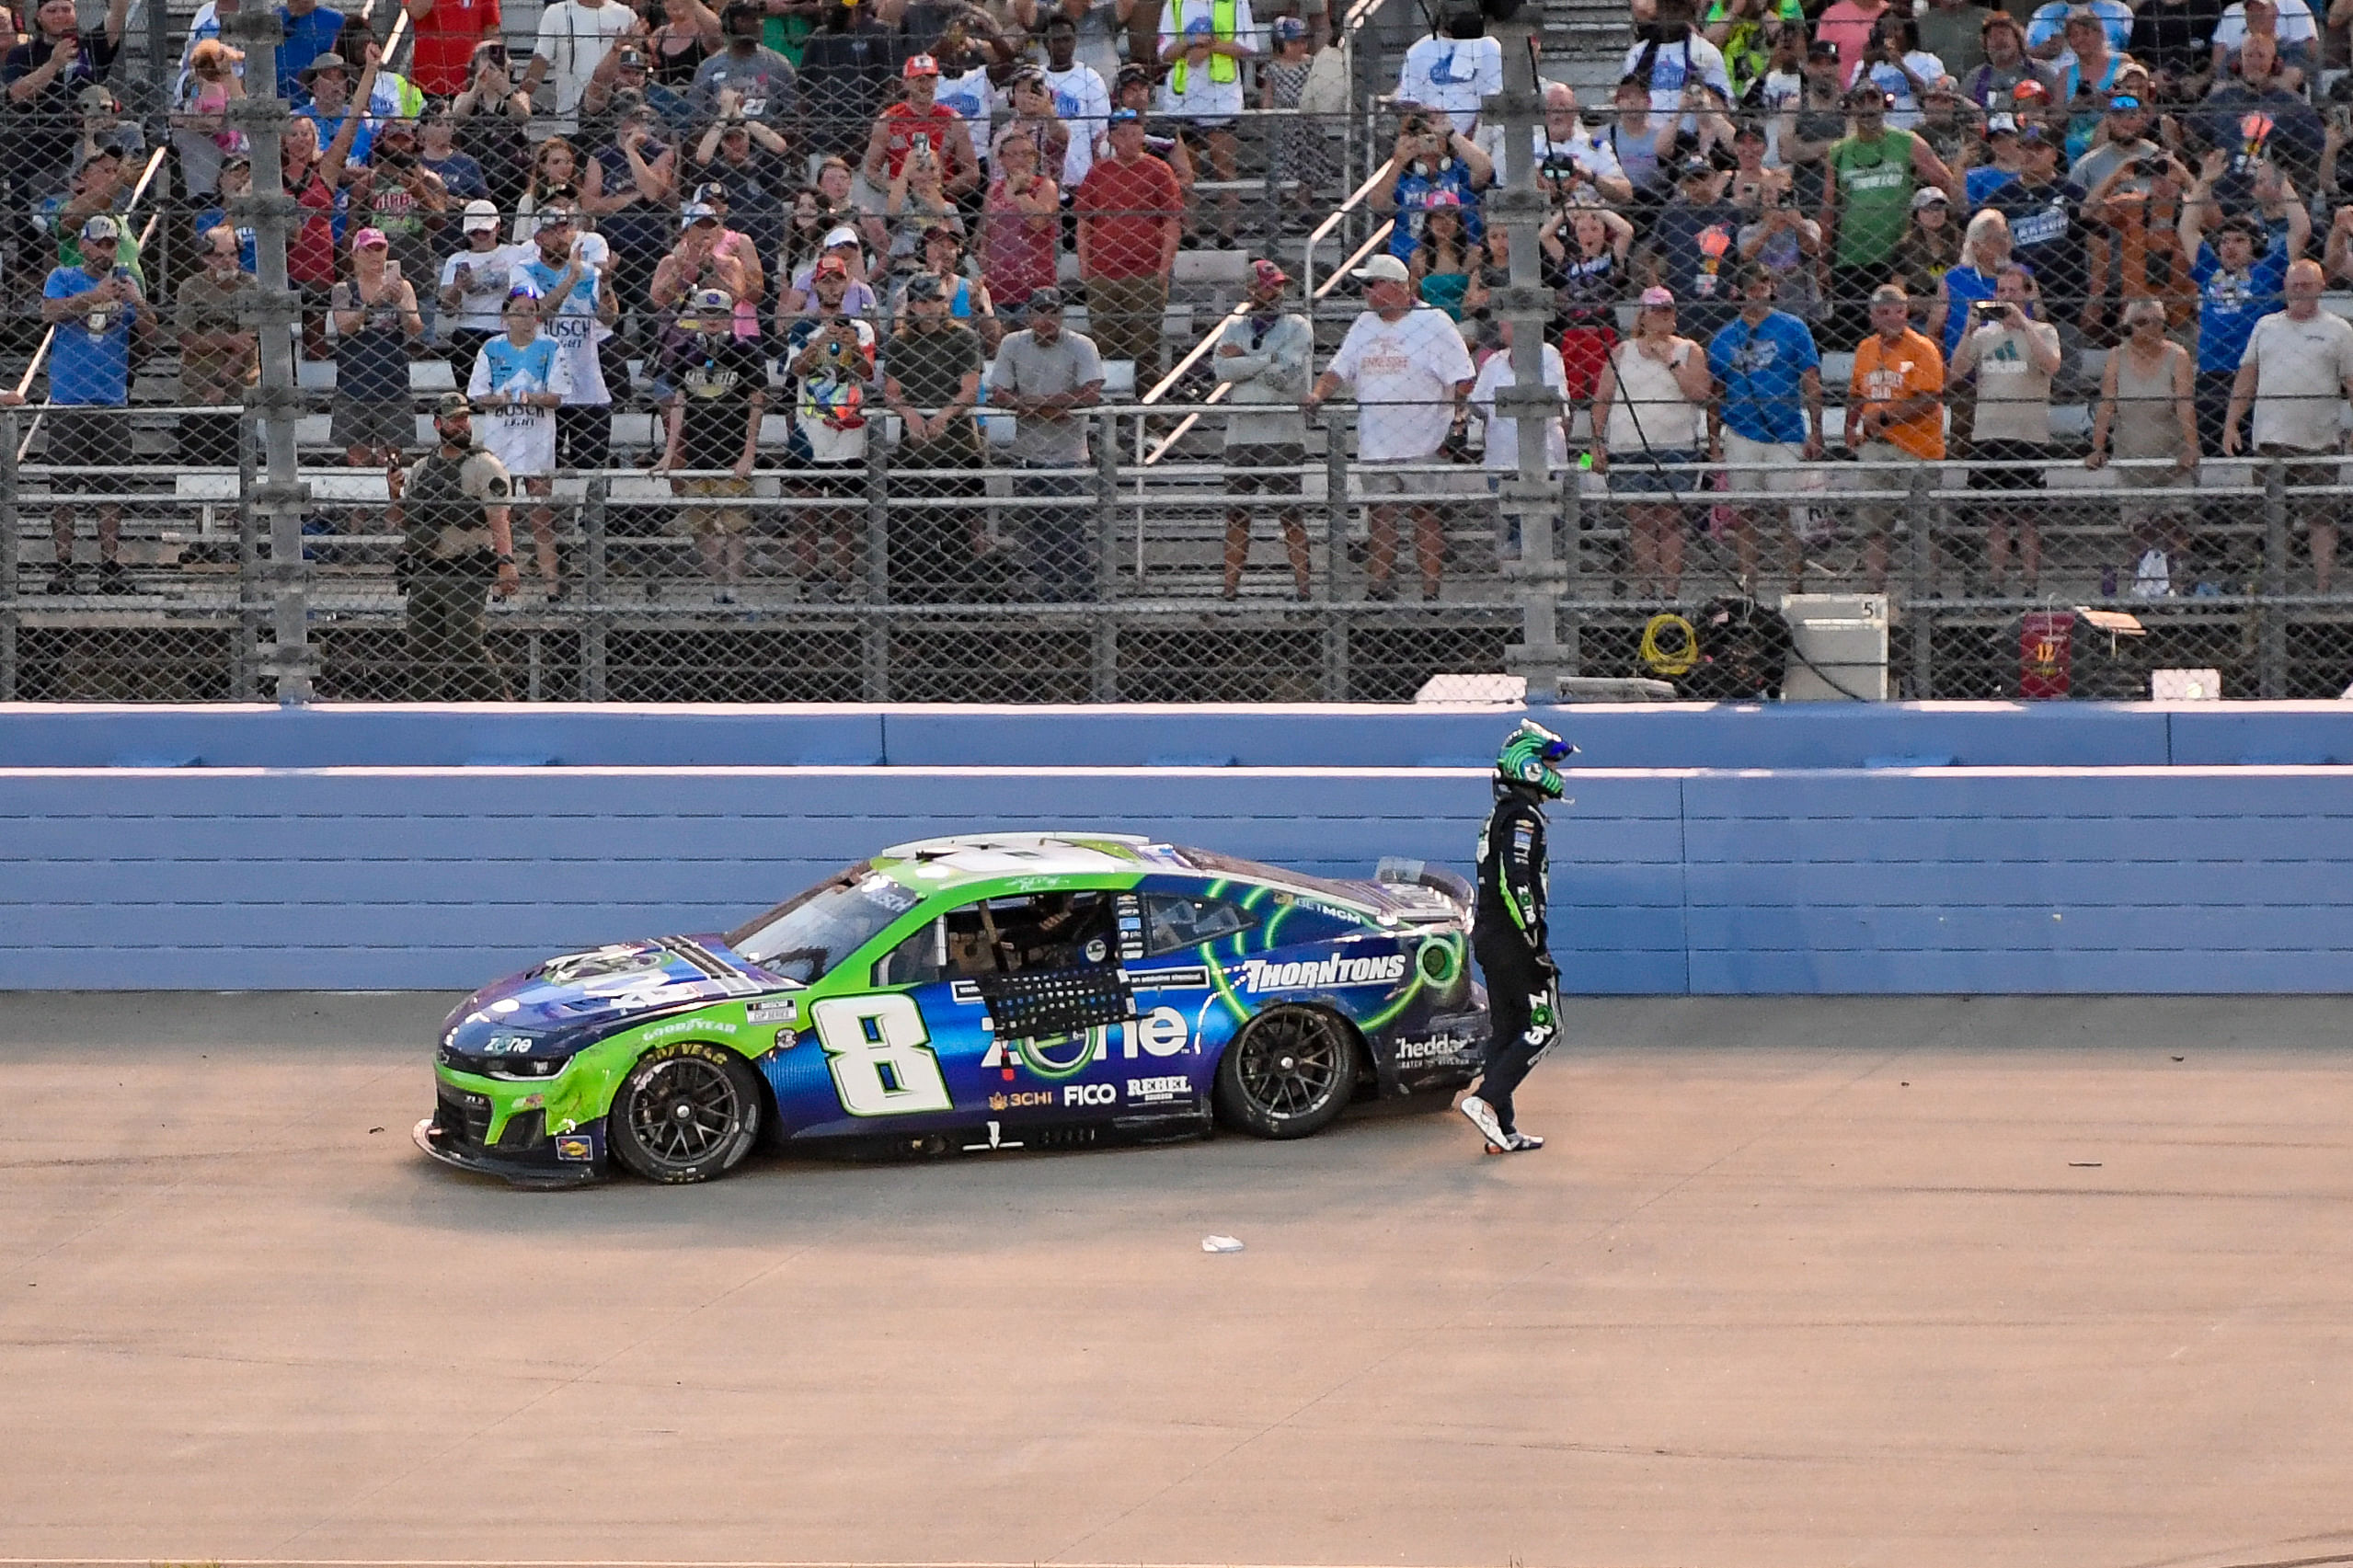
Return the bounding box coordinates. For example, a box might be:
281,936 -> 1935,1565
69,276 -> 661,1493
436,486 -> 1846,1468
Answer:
1820,79 -> 1959,347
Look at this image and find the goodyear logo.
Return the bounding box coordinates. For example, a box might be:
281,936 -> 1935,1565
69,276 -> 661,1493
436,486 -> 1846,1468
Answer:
1239,953 -> 1408,993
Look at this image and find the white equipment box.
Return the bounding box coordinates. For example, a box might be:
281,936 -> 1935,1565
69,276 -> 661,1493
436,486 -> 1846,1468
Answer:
1777,593 -> 1893,702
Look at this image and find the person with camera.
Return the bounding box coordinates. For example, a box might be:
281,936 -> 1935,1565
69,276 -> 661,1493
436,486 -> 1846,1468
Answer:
580,97 -> 679,307
2180,151 -> 2305,451
522,0 -> 638,132
5,0 -> 132,218
2079,137 -> 2195,343
655,284 -> 769,602
1950,264 -> 2062,592
780,262 -> 877,601
351,116 -> 453,283
451,40 -> 535,205
389,394 -> 521,701
515,200 -> 621,478
883,114 -> 965,274
862,53 -> 981,200
38,212 -> 152,597
331,228 -> 427,508
1372,113 -> 1492,263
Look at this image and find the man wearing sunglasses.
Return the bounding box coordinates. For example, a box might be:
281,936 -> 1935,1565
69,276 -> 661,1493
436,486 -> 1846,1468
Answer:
1460,719 -> 1577,1155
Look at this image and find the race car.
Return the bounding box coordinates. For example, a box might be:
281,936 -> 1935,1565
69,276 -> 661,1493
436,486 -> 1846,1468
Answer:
417,832 -> 1488,1186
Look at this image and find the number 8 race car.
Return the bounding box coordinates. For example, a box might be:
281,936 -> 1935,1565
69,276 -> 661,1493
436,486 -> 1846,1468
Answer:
417,833 -> 1491,1186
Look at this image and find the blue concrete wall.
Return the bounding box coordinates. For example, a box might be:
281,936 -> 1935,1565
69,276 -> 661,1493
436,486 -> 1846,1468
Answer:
4,762 -> 2348,994
17,698 -> 2353,771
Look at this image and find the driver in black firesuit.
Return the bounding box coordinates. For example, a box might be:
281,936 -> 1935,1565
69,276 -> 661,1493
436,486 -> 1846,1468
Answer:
1460,719 -> 1576,1153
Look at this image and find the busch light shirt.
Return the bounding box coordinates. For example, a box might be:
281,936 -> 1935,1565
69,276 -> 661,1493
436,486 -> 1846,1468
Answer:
1707,310 -> 1819,445
1396,34 -> 1501,133
517,255 -> 613,406
43,268 -> 133,406
2192,241 -> 2290,374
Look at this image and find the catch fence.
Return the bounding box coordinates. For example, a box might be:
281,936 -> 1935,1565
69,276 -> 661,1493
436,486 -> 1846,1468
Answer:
6,404 -> 2353,703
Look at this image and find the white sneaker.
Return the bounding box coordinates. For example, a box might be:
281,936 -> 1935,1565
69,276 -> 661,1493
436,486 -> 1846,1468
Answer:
1493,1129 -> 1544,1153
1459,1094 -> 1507,1150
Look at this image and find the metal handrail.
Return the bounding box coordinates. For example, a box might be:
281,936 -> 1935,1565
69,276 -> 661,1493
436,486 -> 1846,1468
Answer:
1141,219 -> 1392,465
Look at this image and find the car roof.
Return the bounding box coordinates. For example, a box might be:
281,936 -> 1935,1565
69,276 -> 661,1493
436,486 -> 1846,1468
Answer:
870,832 -> 1181,889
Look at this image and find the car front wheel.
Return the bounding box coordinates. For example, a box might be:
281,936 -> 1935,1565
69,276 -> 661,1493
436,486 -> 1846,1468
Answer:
1213,1006 -> 1357,1139
609,1041 -> 764,1184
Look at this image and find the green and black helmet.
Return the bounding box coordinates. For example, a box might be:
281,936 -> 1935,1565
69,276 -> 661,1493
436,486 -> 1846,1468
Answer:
1496,719 -> 1576,799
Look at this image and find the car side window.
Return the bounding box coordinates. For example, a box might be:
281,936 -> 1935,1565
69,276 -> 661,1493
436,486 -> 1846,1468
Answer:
1142,893 -> 1255,956
872,918 -> 947,989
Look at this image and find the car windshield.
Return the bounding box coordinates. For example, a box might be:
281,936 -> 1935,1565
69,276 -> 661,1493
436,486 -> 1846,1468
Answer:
726,864 -> 921,983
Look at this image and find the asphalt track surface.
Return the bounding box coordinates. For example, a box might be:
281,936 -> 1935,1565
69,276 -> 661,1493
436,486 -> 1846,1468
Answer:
2,993 -> 2350,1568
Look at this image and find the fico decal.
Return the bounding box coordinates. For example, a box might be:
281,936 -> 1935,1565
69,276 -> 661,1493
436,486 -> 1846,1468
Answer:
1063,1082 -> 1116,1106
1238,953 -> 1408,992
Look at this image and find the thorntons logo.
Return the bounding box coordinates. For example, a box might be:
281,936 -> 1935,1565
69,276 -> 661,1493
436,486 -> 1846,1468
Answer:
1240,953 -> 1408,993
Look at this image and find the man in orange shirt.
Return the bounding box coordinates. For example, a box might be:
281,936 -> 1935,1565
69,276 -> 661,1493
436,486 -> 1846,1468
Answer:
1843,281 -> 1944,588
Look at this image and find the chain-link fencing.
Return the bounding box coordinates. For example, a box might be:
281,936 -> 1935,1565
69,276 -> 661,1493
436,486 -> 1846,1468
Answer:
11,395 -> 2353,703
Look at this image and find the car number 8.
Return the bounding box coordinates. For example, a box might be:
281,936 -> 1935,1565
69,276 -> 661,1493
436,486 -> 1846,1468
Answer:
809,994 -> 952,1116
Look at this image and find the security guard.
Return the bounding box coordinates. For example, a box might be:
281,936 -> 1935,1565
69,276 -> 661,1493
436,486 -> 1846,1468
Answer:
1461,719 -> 1576,1154
388,393 -> 520,700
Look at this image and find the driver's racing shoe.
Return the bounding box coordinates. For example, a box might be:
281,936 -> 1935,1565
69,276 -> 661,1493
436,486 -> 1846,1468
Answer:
1459,1094 -> 1508,1150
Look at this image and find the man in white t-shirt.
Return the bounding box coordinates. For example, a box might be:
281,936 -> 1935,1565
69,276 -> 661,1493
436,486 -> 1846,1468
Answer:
1468,320 -> 1570,562
1396,20 -> 1502,135
1042,15 -> 1112,190
2222,258 -> 2353,591
522,0 -> 637,130
1303,253 -> 1477,601
1480,82 -> 1633,202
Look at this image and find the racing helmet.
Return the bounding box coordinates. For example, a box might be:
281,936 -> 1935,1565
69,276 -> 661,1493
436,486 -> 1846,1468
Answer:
1496,719 -> 1576,799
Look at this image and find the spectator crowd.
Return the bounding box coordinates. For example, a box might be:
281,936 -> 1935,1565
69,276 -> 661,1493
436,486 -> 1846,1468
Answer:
15,0 -> 2353,609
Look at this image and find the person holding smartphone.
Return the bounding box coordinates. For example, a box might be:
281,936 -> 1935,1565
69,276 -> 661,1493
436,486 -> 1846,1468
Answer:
1951,264 -> 2063,592
330,227 -> 426,492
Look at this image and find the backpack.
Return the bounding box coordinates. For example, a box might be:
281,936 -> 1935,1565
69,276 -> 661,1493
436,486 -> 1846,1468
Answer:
1683,595 -> 1793,699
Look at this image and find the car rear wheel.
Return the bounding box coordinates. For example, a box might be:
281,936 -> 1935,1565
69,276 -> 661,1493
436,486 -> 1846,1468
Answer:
609,1041 -> 763,1184
1213,1006 -> 1357,1139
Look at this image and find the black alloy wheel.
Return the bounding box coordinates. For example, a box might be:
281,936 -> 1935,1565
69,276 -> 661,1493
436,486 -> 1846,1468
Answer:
609,1042 -> 764,1184
1212,1006 -> 1357,1139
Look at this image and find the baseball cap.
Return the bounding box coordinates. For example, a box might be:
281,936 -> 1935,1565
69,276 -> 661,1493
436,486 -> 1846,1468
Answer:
352,226 -> 389,249
812,255 -> 849,278
79,214 -> 121,243
688,285 -> 733,313
1025,286 -> 1065,312
2064,3 -> 2102,20
434,393 -> 472,418
1639,286 -> 1675,308
2108,93 -> 2142,111
2018,124 -> 2055,148
680,201 -> 718,228
1273,14 -> 1306,38
2012,78 -> 2051,101
821,224 -> 860,249
1925,74 -> 1959,98
1423,188 -> 1463,206
1679,154 -> 1714,177
1987,111 -> 2019,134
1806,38 -> 1838,59
1251,258 -> 1289,288
76,85 -> 117,111
1108,107 -> 1142,124
461,198 -> 499,232
1911,186 -> 1948,209
903,52 -> 939,77
1351,253 -> 1410,284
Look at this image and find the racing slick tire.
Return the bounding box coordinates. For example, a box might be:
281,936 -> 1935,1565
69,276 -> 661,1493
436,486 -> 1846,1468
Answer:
609,1041 -> 765,1184
1213,1005 -> 1359,1140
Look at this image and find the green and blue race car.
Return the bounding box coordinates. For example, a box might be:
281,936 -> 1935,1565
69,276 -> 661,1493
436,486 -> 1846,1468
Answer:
417,832 -> 1489,1185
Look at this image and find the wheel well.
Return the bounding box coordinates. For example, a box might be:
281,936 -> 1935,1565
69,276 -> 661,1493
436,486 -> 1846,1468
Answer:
1245,1001 -> 1376,1099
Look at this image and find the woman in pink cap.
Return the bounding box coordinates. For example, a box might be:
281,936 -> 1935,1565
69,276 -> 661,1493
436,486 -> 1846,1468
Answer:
1590,285 -> 1713,599
330,224 -> 424,511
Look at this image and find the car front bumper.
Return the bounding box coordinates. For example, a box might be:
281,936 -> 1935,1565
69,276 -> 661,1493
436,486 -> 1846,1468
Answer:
414,1079 -> 604,1188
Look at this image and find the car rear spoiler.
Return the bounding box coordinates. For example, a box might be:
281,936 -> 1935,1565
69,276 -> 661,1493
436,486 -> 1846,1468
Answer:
1374,857 -> 1475,911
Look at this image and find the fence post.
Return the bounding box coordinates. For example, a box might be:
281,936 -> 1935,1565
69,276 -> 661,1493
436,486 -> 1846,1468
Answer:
865,431 -> 890,703
2261,456 -> 2288,699
0,410 -> 17,702
1557,469 -> 1580,679
233,407 -> 260,701
1907,464 -> 1935,698
1323,408 -> 1350,699
1093,410 -> 1120,701
579,474 -> 607,702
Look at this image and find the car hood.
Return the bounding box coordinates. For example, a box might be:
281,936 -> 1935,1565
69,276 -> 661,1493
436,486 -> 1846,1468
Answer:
442,935 -> 789,1051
